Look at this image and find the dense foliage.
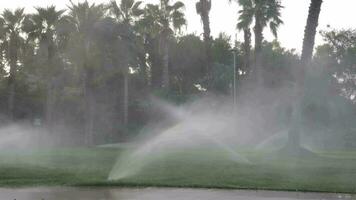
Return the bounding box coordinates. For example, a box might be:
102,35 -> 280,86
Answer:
0,0 -> 354,146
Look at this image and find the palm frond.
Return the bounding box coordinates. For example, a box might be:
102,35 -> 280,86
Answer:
131,1 -> 144,17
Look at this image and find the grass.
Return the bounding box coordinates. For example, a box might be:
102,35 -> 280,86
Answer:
0,148 -> 119,187
0,146 -> 356,194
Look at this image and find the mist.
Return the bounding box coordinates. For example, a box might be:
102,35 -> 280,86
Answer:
0,0 -> 355,196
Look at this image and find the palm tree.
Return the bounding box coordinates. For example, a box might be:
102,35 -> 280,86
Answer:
288,0 -> 323,149
160,0 -> 186,89
136,4 -> 163,89
254,0 -> 283,85
67,0 -> 105,145
241,28 -> 251,74
300,0 -> 323,67
108,0 -> 144,126
196,0 -> 212,81
142,0 -> 186,89
230,0 -> 283,85
23,6 -> 65,130
108,0 -> 143,25
235,0 -> 252,74
0,8 -> 26,120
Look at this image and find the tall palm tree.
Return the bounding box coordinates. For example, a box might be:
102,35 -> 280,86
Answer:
300,0 -> 323,68
67,0 -> 105,145
230,0 -> 283,85
108,0 -> 143,25
136,4 -> 163,89
160,0 -> 186,89
254,0 -> 283,86
288,0 -> 323,149
241,28 -> 251,74
235,0 -> 252,74
108,0 -> 144,126
143,0 -> 186,89
0,8 -> 26,120
196,0 -> 212,82
23,6 -> 65,130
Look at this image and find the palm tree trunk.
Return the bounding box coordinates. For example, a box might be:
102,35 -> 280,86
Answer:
137,52 -> 149,88
45,80 -> 55,131
7,39 -> 17,120
148,37 -> 162,89
254,13 -> 264,86
7,79 -> 15,120
243,28 -> 251,74
301,0 -> 323,67
159,0 -> 170,89
161,35 -> 170,89
45,43 -> 55,132
123,71 -> 129,126
287,0 -> 323,148
201,0 -> 212,83
84,67 -> 95,146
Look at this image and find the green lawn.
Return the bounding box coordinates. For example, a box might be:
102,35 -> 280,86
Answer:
0,148 -> 118,187
1,147 -> 356,194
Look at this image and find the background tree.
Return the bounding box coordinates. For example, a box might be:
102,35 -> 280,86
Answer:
210,33 -> 236,93
0,0 -> 354,150
170,34 -> 205,94
160,0 -> 186,89
22,6 -> 66,130
229,0 -> 251,77
67,0 -> 105,145
136,4 -> 163,89
196,0 -> 212,84
231,0 -> 283,85
318,28 -> 356,101
287,0 -> 323,150
108,0 -> 144,127
261,40 -> 298,89
236,0 -> 252,76
0,8 -> 26,120
108,0 -> 143,25
137,1 -> 186,89
156,0 -> 186,89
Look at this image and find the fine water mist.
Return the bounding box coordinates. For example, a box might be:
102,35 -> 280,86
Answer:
108,93 -> 291,181
0,121 -> 81,151
0,123 -> 43,150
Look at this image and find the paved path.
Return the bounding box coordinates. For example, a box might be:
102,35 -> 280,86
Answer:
0,187 -> 354,200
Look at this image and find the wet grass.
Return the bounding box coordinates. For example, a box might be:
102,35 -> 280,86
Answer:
108,149 -> 356,193
0,148 -> 119,187
0,147 -> 356,194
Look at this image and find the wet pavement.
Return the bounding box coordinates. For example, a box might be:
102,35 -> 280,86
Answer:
1,187 -> 354,200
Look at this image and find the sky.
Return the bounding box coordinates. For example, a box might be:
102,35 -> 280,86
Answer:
1,0 -> 356,53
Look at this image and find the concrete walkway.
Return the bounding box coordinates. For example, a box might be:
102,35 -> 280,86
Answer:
0,187 -> 354,200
